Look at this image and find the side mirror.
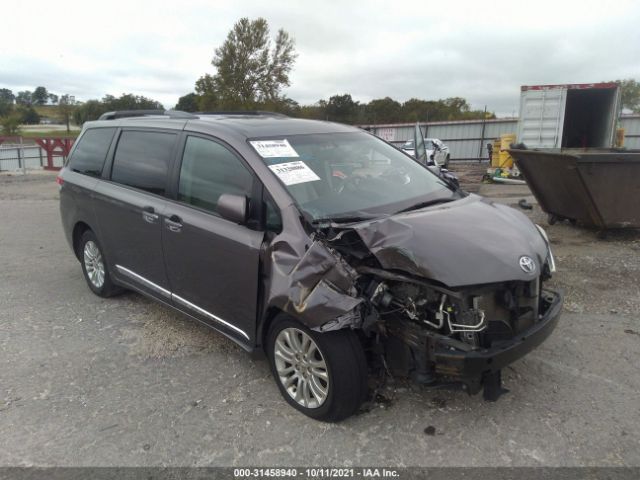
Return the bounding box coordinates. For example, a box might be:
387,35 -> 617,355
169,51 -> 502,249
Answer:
216,193 -> 248,224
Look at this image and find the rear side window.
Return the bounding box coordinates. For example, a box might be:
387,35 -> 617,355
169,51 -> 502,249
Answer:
178,136 -> 254,213
111,130 -> 176,195
68,128 -> 115,177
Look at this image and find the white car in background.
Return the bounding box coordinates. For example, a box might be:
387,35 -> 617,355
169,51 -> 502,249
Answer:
401,138 -> 450,168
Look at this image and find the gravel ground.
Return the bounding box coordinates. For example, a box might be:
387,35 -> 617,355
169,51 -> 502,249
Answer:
0,171 -> 639,467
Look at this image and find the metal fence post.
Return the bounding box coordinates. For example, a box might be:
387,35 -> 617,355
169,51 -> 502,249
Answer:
20,136 -> 26,174
16,143 -> 22,172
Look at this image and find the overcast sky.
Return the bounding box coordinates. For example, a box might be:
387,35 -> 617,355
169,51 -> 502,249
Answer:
2,0 -> 639,116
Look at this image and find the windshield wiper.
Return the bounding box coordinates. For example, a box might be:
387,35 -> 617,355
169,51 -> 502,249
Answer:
395,197 -> 457,214
311,215 -> 374,225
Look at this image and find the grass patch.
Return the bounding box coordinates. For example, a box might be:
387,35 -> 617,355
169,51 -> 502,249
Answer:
19,129 -> 80,138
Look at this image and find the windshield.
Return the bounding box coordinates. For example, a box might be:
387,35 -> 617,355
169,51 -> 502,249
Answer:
250,132 -> 458,222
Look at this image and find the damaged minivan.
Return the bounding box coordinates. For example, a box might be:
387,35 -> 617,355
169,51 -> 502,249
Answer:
59,111 -> 563,421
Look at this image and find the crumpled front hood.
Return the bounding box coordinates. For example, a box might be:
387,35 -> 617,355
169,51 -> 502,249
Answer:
351,194 -> 549,287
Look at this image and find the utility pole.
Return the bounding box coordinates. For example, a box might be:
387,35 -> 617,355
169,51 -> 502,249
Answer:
478,105 -> 487,161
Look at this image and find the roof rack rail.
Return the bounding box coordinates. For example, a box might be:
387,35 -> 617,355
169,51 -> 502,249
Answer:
98,110 -> 197,120
196,110 -> 288,118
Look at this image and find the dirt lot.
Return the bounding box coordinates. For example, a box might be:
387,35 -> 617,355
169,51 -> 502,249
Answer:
0,171 -> 639,467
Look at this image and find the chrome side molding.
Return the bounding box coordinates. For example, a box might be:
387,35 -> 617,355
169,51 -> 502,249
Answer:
115,264 -> 250,340
172,293 -> 250,340
116,265 -> 171,298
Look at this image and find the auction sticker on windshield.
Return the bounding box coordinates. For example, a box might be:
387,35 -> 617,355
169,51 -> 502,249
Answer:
250,139 -> 299,158
268,161 -> 321,186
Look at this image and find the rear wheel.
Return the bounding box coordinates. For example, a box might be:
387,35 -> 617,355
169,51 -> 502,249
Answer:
267,315 -> 368,422
79,230 -> 121,297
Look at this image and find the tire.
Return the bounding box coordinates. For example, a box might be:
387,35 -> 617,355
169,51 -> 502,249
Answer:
78,230 -> 121,297
267,315 -> 368,422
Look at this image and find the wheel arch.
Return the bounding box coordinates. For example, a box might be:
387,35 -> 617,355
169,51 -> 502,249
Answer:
258,305 -> 286,351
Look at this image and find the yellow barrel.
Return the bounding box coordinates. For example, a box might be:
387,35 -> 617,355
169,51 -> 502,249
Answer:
615,128 -> 625,148
499,133 -> 516,168
491,139 -> 501,167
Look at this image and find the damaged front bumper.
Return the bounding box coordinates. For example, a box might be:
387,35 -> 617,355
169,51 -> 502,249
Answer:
434,289 -> 563,394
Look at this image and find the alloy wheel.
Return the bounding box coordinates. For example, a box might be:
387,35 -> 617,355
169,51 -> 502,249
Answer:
83,240 -> 105,288
273,328 -> 329,408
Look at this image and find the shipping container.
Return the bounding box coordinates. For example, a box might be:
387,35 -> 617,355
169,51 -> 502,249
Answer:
516,83 -> 621,149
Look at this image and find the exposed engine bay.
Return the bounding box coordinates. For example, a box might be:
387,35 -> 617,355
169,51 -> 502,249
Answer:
320,227 -> 555,399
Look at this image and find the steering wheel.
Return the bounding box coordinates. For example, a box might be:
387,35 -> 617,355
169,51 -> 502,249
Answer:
332,174 -> 363,194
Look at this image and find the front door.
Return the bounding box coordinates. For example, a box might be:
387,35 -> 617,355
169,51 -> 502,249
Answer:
163,134 -> 263,344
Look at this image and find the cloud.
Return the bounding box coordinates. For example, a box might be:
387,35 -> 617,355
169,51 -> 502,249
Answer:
2,0 -> 639,115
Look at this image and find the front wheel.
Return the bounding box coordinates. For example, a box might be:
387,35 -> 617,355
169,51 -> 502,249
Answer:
267,316 -> 368,422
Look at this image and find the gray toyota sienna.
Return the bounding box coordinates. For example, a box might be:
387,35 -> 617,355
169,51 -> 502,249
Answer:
59,110 -> 562,421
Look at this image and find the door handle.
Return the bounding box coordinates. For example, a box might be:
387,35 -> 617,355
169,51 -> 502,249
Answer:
165,215 -> 182,233
142,206 -> 159,223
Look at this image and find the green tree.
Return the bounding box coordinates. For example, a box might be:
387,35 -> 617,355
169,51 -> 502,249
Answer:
399,97 -> 492,123
365,97 -> 402,123
325,94 -> 359,123
48,93 -> 59,105
73,99 -> 106,125
197,17 -> 297,109
32,86 -> 49,105
102,93 -> 163,110
0,88 -> 14,117
400,98 -> 435,122
73,93 -> 165,126
1,114 -> 21,135
443,97 -> 470,115
0,88 -> 14,104
17,105 -> 40,124
175,93 -> 200,112
262,96 -> 300,116
0,102 -> 11,117
610,79 -> 640,113
298,102 -> 326,120
16,91 -> 32,105
195,74 -> 220,110
58,94 -> 76,132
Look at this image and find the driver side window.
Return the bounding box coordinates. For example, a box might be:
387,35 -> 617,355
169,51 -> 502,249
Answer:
178,136 -> 253,214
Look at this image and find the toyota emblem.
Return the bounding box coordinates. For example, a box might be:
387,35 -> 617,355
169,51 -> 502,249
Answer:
519,256 -> 536,274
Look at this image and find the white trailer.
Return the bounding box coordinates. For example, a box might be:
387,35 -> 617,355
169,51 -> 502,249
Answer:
516,83 -> 621,149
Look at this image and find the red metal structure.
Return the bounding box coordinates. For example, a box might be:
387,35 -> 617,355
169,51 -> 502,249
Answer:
33,138 -> 75,170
